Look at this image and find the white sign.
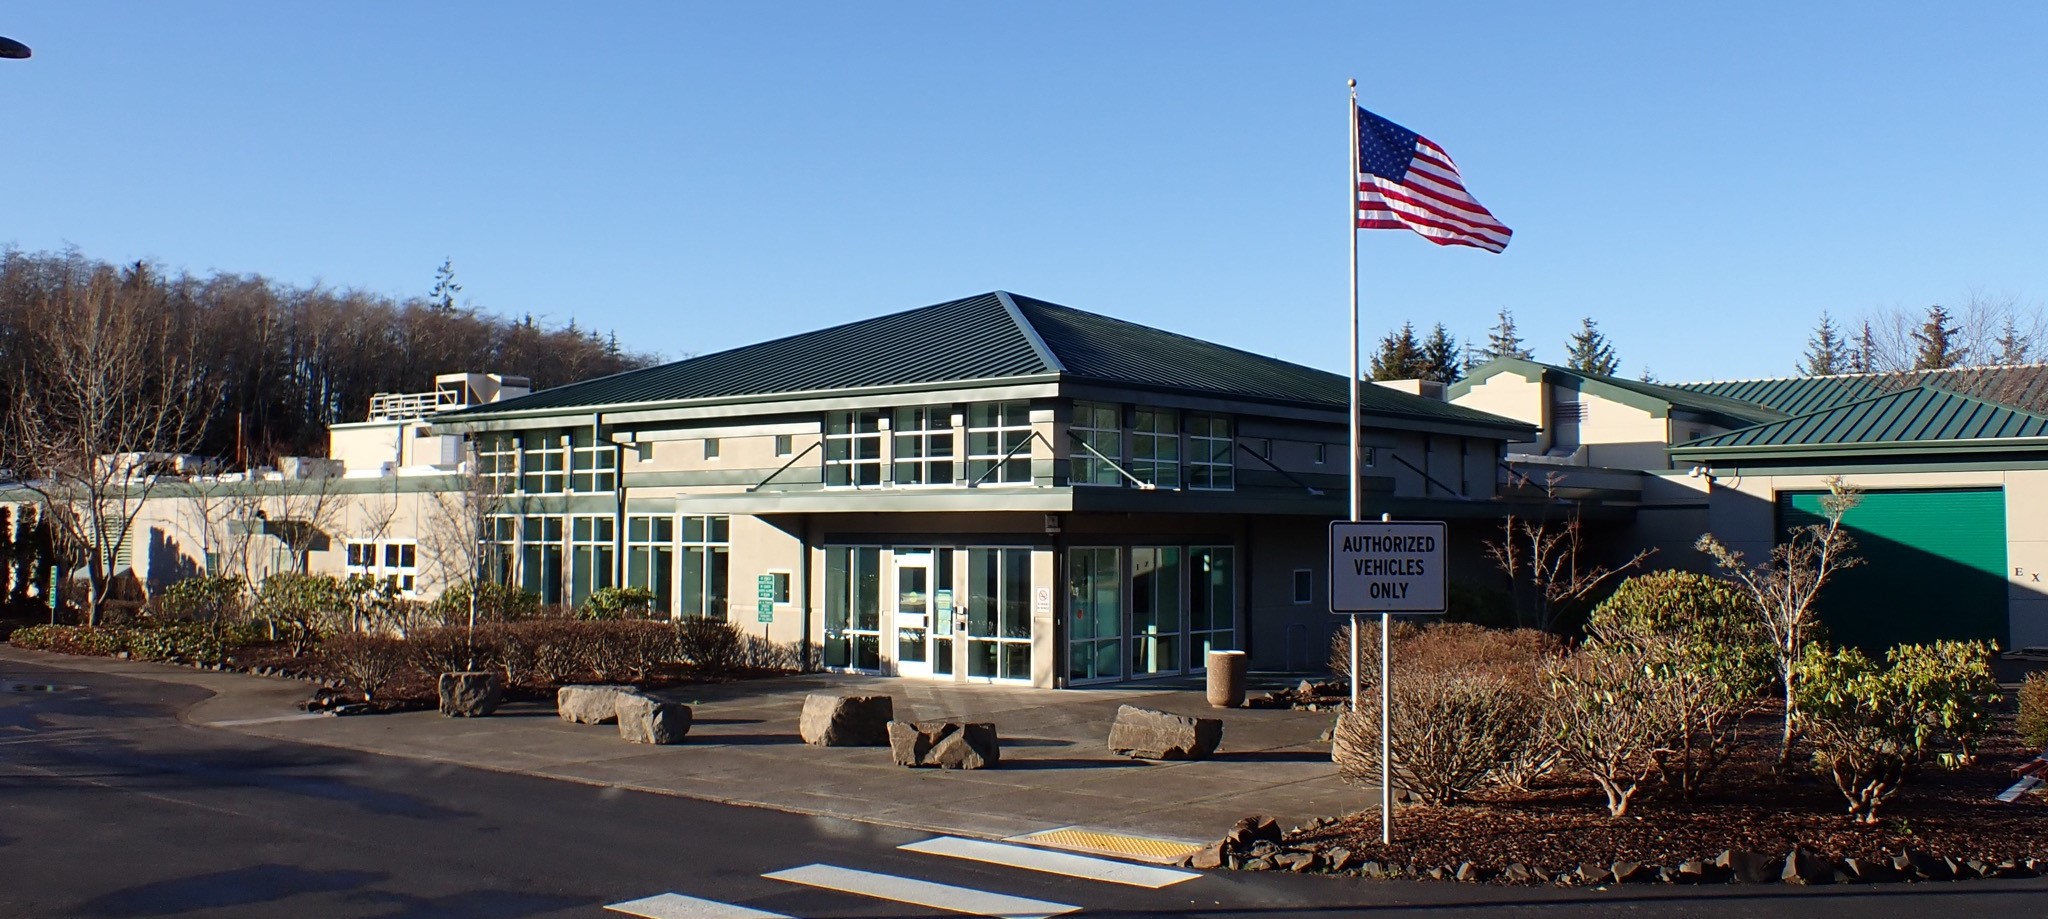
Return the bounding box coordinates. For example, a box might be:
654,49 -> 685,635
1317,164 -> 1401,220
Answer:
1329,520 -> 1448,614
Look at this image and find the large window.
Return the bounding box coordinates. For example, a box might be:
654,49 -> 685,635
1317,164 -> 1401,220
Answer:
892,405 -> 955,486
825,410 -> 884,488
477,433 -> 518,491
520,515 -> 565,603
824,546 -> 882,671
1068,547 -> 1122,681
966,547 -> 1033,680
968,402 -> 1033,485
1187,414 -> 1233,491
569,515 -> 616,606
1131,408 -> 1179,489
520,433 -> 567,494
1189,546 -> 1236,659
1068,402 -> 1122,487
1131,546 -> 1182,676
570,429 -> 615,493
681,515 -> 730,620
344,539 -> 418,595
625,514 -> 675,616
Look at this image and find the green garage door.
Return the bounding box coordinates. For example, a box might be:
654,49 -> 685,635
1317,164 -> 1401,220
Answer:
1777,488 -> 2007,651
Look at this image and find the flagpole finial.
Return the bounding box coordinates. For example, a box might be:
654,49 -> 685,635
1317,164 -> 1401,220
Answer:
1347,78 -> 1356,89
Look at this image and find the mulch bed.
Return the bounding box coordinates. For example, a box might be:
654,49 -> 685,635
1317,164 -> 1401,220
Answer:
1247,714 -> 2048,885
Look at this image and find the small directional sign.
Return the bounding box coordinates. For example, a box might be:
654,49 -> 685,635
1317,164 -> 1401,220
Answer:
1329,520 -> 1447,614
756,598 -> 775,623
757,574 -> 776,599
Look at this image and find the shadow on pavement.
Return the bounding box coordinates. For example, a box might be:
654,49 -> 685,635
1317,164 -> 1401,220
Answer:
75,864 -> 385,917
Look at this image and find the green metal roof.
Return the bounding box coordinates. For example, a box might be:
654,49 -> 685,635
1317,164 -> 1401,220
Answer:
1673,365 -> 2048,417
1671,384 -> 2048,458
1450,357 -> 1784,428
442,291 -> 1532,433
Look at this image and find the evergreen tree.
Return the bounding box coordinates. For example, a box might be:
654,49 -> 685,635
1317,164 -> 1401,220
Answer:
1850,321 -> 1878,373
1803,311 -> 1849,375
1639,366 -> 1658,384
1995,316 -> 2032,365
1368,323 -> 1428,380
1563,317 -> 1620,376
1418,324 -> 1462,384
1910,303 -> 1967,370
1477,308 -> 1532,363
429,257 -> 461,313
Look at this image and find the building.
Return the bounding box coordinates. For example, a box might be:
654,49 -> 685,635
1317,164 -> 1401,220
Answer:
1451,359 -> 2048,652
427,291 -> 1535,686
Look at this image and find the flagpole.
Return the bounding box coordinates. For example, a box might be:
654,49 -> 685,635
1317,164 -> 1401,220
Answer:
1346,80 -> 1361,713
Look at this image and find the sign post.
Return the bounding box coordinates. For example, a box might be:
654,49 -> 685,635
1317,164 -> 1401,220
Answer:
1330,517 -> 1447,845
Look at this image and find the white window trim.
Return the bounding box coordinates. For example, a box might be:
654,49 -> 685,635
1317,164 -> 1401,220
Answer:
891,405 -> 956,488
1069,401 -> 1123,488
968,402 -> 1035,487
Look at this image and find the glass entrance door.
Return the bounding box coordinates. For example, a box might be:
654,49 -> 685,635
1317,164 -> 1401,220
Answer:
891,550 -> 933,678
966,547 -> 1033,682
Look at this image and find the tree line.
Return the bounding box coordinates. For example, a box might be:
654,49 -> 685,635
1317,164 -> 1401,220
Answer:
0,248 -> 656,464
1371,290 -> 2041,385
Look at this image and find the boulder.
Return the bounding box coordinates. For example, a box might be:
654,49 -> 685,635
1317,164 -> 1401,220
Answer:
558,684 -> 635,724
887,720 -> 1000,768
1781,847 -> 1832,885
1610,860 -> 1651,884
1576,862 -> 1612,885
437,671 -> 503,717
616,694 -> 693,744
1107,705 -> 1224,760
1226,816 -> 1283,849
1187,842 -> 1227,870
799,693 -> 895,746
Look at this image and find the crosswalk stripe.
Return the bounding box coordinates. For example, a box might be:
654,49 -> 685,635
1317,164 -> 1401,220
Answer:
604,893 -> 792,919
762,864 -> 1079,919
901,836 -> 1200,889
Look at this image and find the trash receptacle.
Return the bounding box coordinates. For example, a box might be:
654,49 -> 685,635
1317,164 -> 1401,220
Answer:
1206,649 -> 1247,708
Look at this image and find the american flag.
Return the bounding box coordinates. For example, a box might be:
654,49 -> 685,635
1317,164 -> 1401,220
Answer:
1356,106 -> 1511,253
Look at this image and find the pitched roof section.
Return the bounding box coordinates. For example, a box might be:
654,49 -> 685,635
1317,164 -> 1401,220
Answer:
1671,385 -> 2048,457
1675,364 -> 2048,417
1451,357 -> 1784,428
443,291 -> 1531,432
446,293 -> 1053,414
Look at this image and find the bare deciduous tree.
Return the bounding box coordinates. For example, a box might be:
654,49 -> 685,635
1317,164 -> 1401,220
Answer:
1487,473 -> 1652,633
421,435 -> 510,634
1696,475 -> 1864,772
3,267 -> 210,624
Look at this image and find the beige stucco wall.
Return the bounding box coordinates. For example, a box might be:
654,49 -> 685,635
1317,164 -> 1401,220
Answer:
1576,396 -> 1672,470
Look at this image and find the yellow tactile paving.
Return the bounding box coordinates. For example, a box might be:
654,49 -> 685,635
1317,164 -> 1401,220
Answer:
1006,827 -> 1204,865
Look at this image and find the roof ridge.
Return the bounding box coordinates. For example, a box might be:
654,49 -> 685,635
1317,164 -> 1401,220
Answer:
1677,361 -> 2048,387
994,291 -> 1064,374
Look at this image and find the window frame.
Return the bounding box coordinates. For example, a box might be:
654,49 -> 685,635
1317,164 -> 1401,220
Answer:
824,410 -> 885,488
1186,413 -> 1234,491
891,404 -> 956,487
1068,401 -> 1123,487
967,401 -> 1034,486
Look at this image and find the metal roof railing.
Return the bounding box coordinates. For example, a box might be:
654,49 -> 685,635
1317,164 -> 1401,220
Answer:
367,388 -> 467,421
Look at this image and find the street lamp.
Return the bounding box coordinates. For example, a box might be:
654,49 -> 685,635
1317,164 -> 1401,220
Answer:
0,36 -> 30,60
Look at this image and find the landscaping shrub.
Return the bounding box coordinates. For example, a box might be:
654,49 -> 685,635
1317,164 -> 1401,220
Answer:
524,619 -> 600,684
318,633 -> 410,703
158,576 -> 249,624
2019,672 -> 2048,749
1586,571 -> 1770,801
427,580 -> 541,626
9,621 -> 261,664
675,617 -> 745,673
408,627 -> 500,677
578,586 -> 658,621
1542,642 -> 1667,818
1331,621 -> 1558,805
587,620 -> 678,681
254,573 -> 349,655
1795,640 -> 1999,823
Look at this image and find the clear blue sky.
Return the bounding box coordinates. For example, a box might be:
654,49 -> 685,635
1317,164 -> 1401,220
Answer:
5,2 -> 2044,382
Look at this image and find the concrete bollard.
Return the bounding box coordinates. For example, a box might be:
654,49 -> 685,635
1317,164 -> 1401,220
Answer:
1206,649 -> 1247,708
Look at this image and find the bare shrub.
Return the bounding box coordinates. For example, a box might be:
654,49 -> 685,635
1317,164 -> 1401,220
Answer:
1330,621 -> 1558,806
587,621 -> 678,682
408,627 -> 499,677
2019,672 -> 2048,749
526,620 -> 598,685
1543,643 -> 1666,818
318,633 -> 409,703
676,618 -> 744,673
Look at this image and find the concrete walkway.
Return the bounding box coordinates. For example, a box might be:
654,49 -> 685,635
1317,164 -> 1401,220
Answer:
1,646 -> 1359,848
